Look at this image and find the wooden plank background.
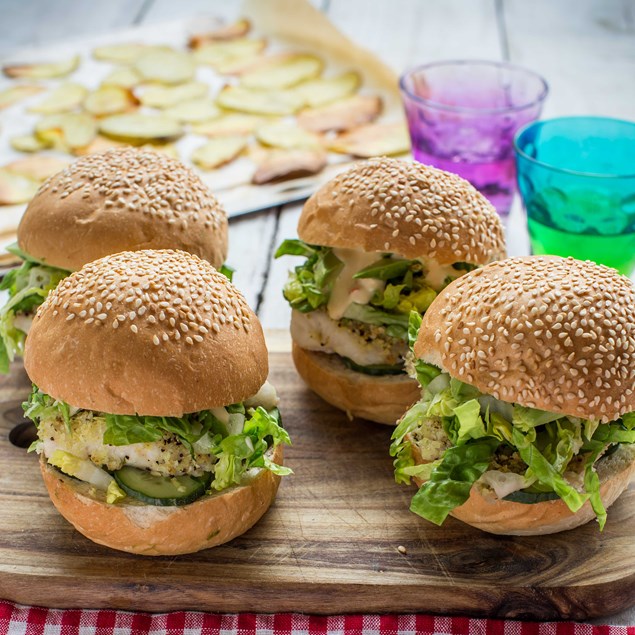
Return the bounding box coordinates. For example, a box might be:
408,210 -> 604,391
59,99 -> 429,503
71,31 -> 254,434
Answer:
1,0 -> 634,624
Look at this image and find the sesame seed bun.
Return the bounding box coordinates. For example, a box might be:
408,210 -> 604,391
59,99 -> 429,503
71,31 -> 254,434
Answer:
292,343 -> 420,424
17,148 -> 228,271
24,250 -> 267,416
298,158 -> 506,265
415,256 -> 635,423
39,445 -> 283,555
407,428 -> 635,535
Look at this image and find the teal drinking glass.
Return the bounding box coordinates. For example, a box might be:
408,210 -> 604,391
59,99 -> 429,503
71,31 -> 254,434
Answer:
514,116 -> 635,275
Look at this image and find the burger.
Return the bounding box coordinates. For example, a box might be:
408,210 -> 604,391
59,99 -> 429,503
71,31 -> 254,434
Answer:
23,249 -> 290,555
275,158 -> 506,424
0,148 -> 229,372
391,256 -> 635,535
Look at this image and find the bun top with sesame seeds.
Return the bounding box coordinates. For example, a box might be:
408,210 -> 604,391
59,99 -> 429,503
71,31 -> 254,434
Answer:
17,148 -> 228,271
297,158 -> 506,265
24,250 -> 268,416
415,256 -> 635,423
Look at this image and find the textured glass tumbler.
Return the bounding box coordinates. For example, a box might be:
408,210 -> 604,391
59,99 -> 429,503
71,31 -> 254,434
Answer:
515,117 -> 635,276
400,60 -> 548,216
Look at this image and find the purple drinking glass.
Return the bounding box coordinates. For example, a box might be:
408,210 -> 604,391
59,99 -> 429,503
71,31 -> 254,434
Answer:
400,60 -> 549,216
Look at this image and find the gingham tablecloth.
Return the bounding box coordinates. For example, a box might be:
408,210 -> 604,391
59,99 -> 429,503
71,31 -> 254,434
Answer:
1,603 -> 634,635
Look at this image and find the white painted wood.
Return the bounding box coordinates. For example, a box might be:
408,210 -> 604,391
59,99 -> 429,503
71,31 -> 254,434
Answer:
325,0 -> 502,72
226,210 -> 280,311
258,204 -> 303,328
0,0 -> 146,58
502,0 -> 635,119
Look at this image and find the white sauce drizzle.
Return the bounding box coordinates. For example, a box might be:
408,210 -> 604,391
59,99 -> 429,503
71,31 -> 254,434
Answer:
326,248 -> 385,320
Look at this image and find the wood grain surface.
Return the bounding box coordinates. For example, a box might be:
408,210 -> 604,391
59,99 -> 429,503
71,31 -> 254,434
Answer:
0,331 -> 632,620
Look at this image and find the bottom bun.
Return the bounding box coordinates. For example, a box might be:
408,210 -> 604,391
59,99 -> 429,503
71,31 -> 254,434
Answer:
292,342 -> 420,425
40,446 -> 283,555
410,438 -> 635,535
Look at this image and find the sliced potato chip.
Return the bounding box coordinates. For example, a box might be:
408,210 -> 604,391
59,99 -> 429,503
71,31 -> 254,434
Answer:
188,19 -> 251,48
193,38 -> 266,70
28,83 -> 88,114
99,113 -> 183,144
191,136 -> 248,170
4,54 -> 80,79
217,85 -> 303,116
0,170 -> 39,205
139,82 -> 208,109
241,53 -> 323,89
252,149 -> 327,184
93,43 -> 149,64
256,121 -> 321,150
328,122 -> 411,158
10,134 -> 52,153
4,156 -> 70,182
102,66 -> 141,89
84,86 -> 138,116
0,85 -> 44,110
298,95 -> 383,133
73,135 -> 127,156
191,113 -> 268,137
294,71 -> 361,108
34,114 -> 68,149
63,113 -> 98,150
163,98 -> 220,124
134,49 -> 195,85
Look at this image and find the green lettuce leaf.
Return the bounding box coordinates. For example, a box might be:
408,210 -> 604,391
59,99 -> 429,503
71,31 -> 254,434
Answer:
0,257 -> 70,371
353,257 -> 418,281
511,427 -> 588,513
23,387 -> 292,492
512,405 -> 562,432
211,406 -> 291,490
407,310 -> 422,350
274,238 -> 317,258
409,438 -> 499,525
390,401 -> 429,484
219,264 -> 235,281
277,241 -> 342,313
454,399 -> 487,443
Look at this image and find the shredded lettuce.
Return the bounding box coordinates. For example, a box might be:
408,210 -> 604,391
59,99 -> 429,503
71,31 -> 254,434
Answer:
218,264 -> 235,281
275,240 -> 458,336
0,253 -> 69,372
275,239 -> 342,313
409,438 -> 499,525
407,311 -> 441,388
23,386 -> 291,493
353,257 -> 418,281
391,363 -> 635,528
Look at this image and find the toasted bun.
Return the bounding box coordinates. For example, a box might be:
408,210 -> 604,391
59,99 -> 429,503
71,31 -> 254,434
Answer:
416,256 -> 635,423
17,148 -> 228,270
40,446 -> 283,555
24,250 -> 268,416
298,157 -> 505,265
409,439 -> 635,535
292,342 -> 419,424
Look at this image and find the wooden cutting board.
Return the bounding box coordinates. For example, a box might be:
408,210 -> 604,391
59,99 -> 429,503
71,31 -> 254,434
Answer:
0,331 -> 633,620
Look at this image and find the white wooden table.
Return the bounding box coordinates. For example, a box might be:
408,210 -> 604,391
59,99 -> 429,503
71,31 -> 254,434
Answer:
2,0 -> 634,625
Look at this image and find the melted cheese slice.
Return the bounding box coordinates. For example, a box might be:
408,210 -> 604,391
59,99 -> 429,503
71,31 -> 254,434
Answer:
326,247 -> 385,320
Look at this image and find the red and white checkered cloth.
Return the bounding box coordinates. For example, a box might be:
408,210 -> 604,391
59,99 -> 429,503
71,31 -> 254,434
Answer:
1,603 -> 634,635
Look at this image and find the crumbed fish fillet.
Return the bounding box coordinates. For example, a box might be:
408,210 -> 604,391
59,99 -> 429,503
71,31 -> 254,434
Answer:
291,308 -> 407,366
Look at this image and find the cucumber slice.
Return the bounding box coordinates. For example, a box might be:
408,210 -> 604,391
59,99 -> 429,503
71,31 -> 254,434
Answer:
114,466 -> 211,506
341,356 -> 405,376
503,489 -> 560,504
